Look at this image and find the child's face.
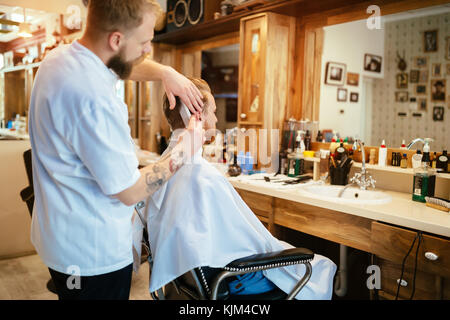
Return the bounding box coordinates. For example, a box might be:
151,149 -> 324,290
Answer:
202,93 -> 217,131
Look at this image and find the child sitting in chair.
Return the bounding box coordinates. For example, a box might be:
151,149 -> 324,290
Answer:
133,78 -> 336,299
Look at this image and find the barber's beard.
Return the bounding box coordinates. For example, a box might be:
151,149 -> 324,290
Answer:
107,49 -> 147,80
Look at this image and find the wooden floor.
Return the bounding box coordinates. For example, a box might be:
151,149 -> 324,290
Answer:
0,254 -> 152,300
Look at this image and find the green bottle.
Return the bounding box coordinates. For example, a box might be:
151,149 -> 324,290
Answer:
412,162 -> 436,203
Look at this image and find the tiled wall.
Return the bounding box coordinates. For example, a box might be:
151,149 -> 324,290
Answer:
371,12 -> 450,152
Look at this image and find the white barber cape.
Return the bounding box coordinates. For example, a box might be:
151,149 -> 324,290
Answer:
133,136 -> 336,299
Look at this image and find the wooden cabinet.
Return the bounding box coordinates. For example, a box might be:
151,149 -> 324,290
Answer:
371,221 -> 450,300
237,13 -> 295,169
238,12 -> 294,131
234,186 -> 450,300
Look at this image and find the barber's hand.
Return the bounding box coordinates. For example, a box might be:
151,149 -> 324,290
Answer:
162,66 -> 204,115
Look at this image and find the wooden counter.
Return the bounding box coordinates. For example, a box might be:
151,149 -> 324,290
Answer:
230,177 -> 450,299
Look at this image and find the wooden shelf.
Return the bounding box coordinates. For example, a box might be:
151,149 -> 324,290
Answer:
153,0 -> 309,45
239,121 -> 263,126
353,162 -> 450,180
0,62 -> 41,74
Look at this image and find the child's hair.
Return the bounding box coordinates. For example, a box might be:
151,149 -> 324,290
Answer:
163,78 -> 211,130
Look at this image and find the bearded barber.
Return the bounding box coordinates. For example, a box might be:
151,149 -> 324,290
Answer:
28,0 -> 203,300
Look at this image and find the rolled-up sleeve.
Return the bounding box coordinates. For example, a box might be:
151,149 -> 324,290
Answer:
70,104 -> 141,196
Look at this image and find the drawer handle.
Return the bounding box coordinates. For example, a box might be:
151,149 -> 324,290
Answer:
397,278 -> 408,287
424,252 -> 439,261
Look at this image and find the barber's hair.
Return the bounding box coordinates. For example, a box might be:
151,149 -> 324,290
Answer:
163,78 -> 212,131
86,0 -> 161,33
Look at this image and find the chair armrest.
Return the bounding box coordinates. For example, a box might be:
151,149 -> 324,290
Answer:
224,248 -> 314,272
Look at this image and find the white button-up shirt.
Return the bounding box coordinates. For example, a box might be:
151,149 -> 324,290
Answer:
28,41 -> 141,276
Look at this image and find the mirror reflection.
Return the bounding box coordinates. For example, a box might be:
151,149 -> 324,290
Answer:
318,4 -> 450,152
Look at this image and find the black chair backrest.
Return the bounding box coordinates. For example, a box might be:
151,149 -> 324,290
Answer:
20,149 -> 34,217
23,149 -> 33,187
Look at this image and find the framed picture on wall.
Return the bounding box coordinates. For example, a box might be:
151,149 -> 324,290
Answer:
410,70 -> 420,83
415,84 -> 427,95
395,91 -> 408,102
350,92 -> 359,102
414,56 -> 428,68
396,73 -> 408,89
363,54 -> 382,73
446,64 -> 450,75
419,70 -> 428,83
325,62 -> 346,86
432,63 -> 442,77
346,72 -> 359,86
337,88 -> 347,102
431,79 -> 446,102
418,98 -> 427,111
433,106 -> 444,121
424,30 -> 438,53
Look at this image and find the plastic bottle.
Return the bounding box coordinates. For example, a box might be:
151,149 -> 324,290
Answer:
431,152 -> 437,169
422,142 -> 431,167
378,140 -> 387,167
330,133 -> 339,154
304,130 -> 311,151
412,150 -> 423,169
400,139 -> 407,149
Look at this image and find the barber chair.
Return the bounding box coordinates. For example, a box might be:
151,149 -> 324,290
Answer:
134,201 -> 314,300
19,149 -> 58,294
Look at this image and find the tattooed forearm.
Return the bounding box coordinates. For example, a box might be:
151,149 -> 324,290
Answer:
143,147 -> 185,196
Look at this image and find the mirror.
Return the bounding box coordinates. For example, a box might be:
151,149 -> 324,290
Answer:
318,4 -> 450,152
201,43 -> 239,132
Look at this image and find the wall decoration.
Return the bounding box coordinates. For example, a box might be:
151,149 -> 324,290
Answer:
346,72 -> 359,86
433,106 -> 444,121
371,13 -> 448,152
350,92 -> 359,102
445,36 -> 450,60
337,88 -> 348,102
395,91 -> 408,102
424,29 -> 438,52
396,51 -> 407,71
419,70 -> 428,83
432,63 -> 442,77
446,64 -> 450,75
415,84 -> 427,95
414,56 -> 428,68
364,53 -> 382,73
431,79 -> 446,102
418,98 -> 427,111
410,70 -> 420,83
396,73 -> 408,89
325,62 -> 346,86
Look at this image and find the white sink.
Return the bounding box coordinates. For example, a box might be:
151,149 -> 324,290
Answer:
298,184 -> 392,205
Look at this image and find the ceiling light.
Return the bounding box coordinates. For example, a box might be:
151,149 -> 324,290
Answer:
18,22 -> 32,37
18,7 -> 32,38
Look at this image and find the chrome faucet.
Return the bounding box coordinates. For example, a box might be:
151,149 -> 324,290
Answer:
407,138 -> 425,150
341,139 -> 376,194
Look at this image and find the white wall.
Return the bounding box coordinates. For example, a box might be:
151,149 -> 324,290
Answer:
319,19 -> 385,139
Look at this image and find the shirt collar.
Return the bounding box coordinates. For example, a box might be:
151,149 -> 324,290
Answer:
71,40 -> 119,87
